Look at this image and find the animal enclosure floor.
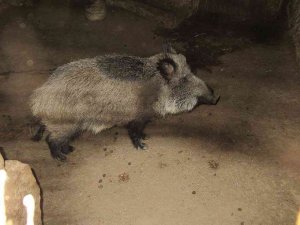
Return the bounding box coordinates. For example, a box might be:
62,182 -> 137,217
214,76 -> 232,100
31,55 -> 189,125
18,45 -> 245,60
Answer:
0,2 -> 300,225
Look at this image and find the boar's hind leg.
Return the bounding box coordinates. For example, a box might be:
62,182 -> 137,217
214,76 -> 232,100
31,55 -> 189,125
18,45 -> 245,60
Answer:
126,120 -> 150,150
31,124 -> 46,142
45,123 -> 79,161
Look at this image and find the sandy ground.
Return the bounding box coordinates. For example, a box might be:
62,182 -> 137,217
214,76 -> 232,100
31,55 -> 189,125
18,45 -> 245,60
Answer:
0,2 -> 299,225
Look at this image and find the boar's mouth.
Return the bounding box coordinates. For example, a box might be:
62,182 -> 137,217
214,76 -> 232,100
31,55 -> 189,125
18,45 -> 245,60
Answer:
212,95 -> 220,105
197,95 -> 220,106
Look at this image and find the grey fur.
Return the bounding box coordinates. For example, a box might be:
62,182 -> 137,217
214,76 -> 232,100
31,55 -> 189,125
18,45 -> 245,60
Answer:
30,50 -> 218,160
96,55 -> 155,80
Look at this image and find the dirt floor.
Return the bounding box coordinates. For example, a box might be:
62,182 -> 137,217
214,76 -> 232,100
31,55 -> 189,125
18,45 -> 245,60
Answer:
0,2 -> 300,225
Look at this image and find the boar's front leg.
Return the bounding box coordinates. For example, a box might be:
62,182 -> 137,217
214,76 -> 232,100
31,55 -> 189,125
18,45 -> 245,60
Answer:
45,123 -> 79,161
126,120 -> 150,150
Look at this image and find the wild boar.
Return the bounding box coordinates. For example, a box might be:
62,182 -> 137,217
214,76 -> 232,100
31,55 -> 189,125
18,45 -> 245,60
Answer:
30,45 -> 219,161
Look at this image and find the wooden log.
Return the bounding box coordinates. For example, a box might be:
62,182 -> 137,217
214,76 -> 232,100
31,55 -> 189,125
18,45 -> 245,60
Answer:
288,0 -> 300,64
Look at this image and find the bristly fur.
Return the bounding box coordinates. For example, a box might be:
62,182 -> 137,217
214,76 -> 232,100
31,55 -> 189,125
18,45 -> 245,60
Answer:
96,55 -> 156,81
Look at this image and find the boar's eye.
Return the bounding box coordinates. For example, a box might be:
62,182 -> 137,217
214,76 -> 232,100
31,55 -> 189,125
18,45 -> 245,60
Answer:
181,77 -> 188,83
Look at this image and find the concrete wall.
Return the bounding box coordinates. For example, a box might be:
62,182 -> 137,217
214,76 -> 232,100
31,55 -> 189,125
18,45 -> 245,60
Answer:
196,0 -> 283,21
139,0 -> 283,21
288,0 -> 300,63
4,0 -> 285,25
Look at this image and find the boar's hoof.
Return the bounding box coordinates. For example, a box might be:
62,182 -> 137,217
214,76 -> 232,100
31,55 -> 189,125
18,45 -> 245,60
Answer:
136,141 -> 148,150
53,152 -> 67,162
141,132 -> 148,140
47,148 -> 67,161
127,124 -> 148,150
31,135 -> 42,142
132,137 -> 147,150
46,136 -> 68,161
31,124 -> 46,142
61,145 -> 74,154
138,142 -> 148,150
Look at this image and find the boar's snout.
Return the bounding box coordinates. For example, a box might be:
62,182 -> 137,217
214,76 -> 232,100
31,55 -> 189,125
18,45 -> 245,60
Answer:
212,95 -> 220,105
200,84 -> 220,105
197,95 -> 220,106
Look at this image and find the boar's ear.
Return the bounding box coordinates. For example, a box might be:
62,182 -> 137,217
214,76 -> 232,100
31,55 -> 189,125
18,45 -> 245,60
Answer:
157,58 -> 176,81
162,41 -> 177,55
